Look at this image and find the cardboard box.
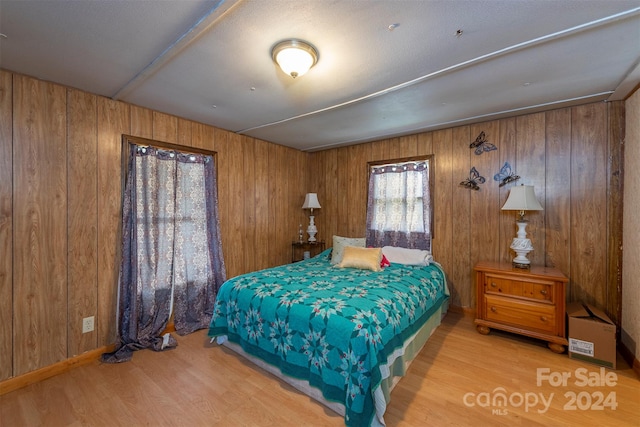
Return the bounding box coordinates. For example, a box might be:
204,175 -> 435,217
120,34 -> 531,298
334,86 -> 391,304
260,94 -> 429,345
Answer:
566,302 -> 616,369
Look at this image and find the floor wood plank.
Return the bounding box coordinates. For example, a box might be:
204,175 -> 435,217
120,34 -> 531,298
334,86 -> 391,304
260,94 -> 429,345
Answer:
1,313 -> 637,426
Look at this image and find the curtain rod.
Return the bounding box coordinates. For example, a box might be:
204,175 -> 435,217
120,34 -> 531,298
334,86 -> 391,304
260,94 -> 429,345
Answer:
122,134 -> 217,157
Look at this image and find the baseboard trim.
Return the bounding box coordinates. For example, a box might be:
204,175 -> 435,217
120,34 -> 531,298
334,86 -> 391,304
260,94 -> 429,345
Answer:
618,341 -> 640,379
448,304 -> 476,317
0,322 -> 177,396
0,344 -> 114,396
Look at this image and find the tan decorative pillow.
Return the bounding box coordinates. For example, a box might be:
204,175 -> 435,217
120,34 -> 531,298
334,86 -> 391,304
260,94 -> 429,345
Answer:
338,246 -> 382,272
331,235 -> 366,264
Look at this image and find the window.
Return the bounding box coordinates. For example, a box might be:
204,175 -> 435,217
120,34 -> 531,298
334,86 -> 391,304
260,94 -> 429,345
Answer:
366,156 -> 433,250
102,135 -> 226,363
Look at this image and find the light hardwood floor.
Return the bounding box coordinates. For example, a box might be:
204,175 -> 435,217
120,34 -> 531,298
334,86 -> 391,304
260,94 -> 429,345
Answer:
1,312 -> 638,426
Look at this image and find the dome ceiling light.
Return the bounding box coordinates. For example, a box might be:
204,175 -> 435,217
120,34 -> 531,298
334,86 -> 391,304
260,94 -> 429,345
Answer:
271,39 -> 319,78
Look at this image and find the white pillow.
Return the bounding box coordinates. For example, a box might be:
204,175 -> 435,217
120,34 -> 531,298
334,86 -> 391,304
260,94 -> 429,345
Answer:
331,235 -> 366,264
381,246 -> 433,266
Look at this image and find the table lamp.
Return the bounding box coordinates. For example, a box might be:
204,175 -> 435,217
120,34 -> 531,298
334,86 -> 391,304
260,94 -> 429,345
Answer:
302,193 -> 321,242
501,185 -> 543,268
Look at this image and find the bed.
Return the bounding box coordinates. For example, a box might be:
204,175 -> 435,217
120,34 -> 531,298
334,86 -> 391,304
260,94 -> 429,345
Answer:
208,247 -> 449,426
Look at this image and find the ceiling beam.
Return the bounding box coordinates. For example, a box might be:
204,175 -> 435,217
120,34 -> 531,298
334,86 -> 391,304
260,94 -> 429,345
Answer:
111,0 -> 243,100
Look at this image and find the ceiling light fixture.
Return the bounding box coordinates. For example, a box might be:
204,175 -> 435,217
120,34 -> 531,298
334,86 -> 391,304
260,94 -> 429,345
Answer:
271,39 -> 318,78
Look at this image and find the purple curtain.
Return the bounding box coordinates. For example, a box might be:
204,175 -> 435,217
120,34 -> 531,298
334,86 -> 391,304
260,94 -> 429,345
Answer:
365,161 -> 431,250
102,144 -> 226,363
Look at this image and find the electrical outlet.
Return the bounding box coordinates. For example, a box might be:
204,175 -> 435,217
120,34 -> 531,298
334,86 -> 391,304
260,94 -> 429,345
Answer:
82,316 -> 95,334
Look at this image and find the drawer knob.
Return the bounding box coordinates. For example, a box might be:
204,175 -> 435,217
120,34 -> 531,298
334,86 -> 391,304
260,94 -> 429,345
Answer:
490,306 -> 497,313
540,316 -> 548,322
490,282 -> 497,288
540,289 -> 548,295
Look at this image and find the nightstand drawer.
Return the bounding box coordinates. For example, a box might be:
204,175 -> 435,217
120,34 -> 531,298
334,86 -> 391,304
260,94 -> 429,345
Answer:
484,295 -> 556,334
484,274 -> 553,303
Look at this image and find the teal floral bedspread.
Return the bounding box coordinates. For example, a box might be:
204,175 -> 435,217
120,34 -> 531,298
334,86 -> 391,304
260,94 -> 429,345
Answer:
208,249 -> 448,426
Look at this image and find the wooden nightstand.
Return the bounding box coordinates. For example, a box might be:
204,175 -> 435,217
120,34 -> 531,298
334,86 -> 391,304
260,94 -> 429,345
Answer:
291,241 -> 325,263
474,261 -> 569,353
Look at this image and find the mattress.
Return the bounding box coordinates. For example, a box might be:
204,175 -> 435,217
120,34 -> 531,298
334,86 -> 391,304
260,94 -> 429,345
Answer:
208,249 -> 449,426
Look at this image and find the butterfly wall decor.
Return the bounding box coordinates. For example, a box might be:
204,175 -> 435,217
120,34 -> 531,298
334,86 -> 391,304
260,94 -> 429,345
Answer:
460,166 -> 486,191
469,131 -> 497,155
493,162 -> 520,187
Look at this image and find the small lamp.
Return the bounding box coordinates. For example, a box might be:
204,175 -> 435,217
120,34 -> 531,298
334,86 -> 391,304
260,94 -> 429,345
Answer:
272,39 -> 318,78
501,185 -> 543,268
302,193 -> 321,242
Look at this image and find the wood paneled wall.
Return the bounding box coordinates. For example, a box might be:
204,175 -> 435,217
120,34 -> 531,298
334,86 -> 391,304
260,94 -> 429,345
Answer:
0,68 -> 624,382
13,76 -> 68,375
309,102 -> 624,322
0,70 -> 308,380
0,70 -> 14,381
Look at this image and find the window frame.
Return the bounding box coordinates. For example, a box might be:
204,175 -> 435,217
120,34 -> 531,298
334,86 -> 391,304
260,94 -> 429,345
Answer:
366,154 -> 435,243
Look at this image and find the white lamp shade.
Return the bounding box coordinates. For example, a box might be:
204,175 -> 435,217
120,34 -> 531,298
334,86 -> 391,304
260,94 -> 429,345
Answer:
302,193 -> 321,209
501,185 -> 543,211
272,40 -> 318,78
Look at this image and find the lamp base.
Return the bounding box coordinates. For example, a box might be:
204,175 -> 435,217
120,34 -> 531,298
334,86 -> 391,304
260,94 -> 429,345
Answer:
307,215 -> 317,242
512,261 -> 531,270
510,237 -> 533,269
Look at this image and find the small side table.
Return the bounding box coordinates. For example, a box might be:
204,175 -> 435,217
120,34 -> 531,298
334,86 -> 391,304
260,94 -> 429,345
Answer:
291,241 -> 325,263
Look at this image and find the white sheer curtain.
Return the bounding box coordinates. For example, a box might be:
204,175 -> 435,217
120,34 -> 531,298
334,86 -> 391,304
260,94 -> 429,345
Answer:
102,143 -> 226,363
365,160 -> 431,250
